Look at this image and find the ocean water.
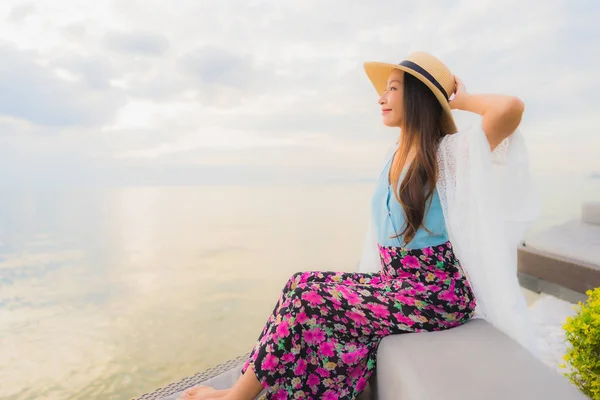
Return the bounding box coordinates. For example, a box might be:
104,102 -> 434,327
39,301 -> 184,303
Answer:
0,184 -> 375,400
0,178 -> 598,400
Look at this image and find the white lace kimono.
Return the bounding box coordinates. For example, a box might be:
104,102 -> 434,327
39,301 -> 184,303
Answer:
358,123 -> 541,358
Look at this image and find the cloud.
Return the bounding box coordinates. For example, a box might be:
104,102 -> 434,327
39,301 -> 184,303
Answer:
0,0 -> 597,186
103,31 -> 170,56
7,3 -> 35,22
0,44 -> 125,127
182,46 -> 257,86
178,46 -> 273,106
51,54 -> 115,90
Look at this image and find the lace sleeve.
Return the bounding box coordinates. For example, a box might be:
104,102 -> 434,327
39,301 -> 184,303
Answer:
436,124 -> 542,358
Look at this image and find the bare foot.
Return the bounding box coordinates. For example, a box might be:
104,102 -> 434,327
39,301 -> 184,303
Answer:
179,386 -> 232,400
204,389 -> 231,399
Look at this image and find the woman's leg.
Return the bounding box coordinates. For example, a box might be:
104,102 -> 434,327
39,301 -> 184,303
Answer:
240,275 -> 425,400
240,270 -> 382,371
179,386 -> 226,400
221,364 -> 263,400
179,364 -> 263,400
219,244 -> 475,399
242,270 -> 382,368
181,270 -> 383,400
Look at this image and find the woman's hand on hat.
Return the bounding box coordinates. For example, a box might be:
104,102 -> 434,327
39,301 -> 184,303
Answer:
449,76 -> 468,110
449,75 -> 526,150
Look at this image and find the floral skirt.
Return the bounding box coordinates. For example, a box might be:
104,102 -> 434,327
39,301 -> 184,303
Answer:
241,241 -> 476,400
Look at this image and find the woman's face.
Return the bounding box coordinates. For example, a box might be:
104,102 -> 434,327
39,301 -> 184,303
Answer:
378,69 -> 404,128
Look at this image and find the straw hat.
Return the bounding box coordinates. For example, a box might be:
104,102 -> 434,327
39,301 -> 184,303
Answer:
363,51 -> 458,134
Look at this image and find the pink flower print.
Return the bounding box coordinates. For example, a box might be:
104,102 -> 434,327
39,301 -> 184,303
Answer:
327,287 -> 342,298
412,282 -> 427,293
413,314 -> 429,323
328,296 -> 342,308
427,285 -> 442,293
296,311 -> 309,325
322,390 -> 339,400
366,303 -> 390,318
398,271 -> 412,280
435,270 -> 449,281
413,282 -> 427,293
337,286 -> 349,295
348,365 -> 364,379
342,278 -> 356,285
380,247 -> 392,265
438,282 -> 459,304
423,246 -> 434,256
291,377 -> 302,389
342,290 -> 363,305
346,311 -> 368,326
303,327 -> 326,344
440,319 -> 458,328
281,297 -> 292,310
316,367 -> 331,377
307,373 -> 320,386
394,294 -> 416,306
393,313 -> 415,326
290,272 -> 305,287
281,353 -> 296,363
355,347 -> 369,358
319,341 -> 336,357
275,319 -> 290,338
302,290 -> 324,306
377,327 -> 391,336
401,255 -> 421,269
262,353 -> 279,371
272,389 -> 288,400
445,312 -> 458,321
294,358 -> 308,375
356,376 -> 368,392
341,351 -> 360,364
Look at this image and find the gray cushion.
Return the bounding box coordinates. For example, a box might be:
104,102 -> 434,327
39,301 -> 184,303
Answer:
524,219 -> 600,268
373,319 -> 587,400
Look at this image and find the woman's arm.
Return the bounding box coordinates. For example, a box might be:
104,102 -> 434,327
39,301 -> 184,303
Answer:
449,77 -> 525,151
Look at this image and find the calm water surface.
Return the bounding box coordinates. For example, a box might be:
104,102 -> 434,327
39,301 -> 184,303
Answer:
0,178 -> 598,399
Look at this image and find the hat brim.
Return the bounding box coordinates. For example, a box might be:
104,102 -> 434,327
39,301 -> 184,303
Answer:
363,62 -> 457,135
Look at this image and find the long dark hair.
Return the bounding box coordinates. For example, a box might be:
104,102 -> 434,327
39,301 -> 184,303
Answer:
388,73 -> 445,245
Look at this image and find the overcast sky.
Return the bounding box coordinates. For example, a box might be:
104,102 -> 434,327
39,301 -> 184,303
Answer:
0,0 -> 598,187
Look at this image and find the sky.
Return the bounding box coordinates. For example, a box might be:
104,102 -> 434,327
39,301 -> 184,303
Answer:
0,0 -> 598,187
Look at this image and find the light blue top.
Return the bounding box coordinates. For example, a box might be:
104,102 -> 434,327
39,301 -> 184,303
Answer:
371,147 -> 448,249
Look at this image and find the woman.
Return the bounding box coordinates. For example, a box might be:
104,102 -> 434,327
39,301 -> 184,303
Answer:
181,51 -> 538,400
